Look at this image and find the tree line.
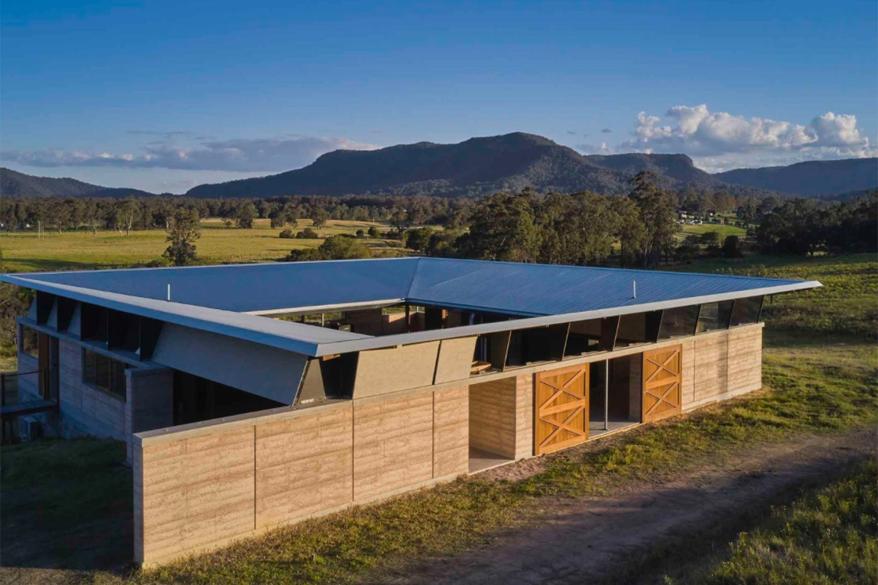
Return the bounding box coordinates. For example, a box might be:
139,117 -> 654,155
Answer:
3,179 -> 875,267
0,195 -> 472,234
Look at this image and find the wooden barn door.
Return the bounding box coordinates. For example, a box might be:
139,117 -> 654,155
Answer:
642,345 -> 682,423
534,364 -> 588,455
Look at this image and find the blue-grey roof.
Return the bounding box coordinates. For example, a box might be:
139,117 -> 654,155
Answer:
2,257 -> 820,356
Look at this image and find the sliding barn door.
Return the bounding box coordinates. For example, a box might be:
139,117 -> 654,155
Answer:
642,345 -> 682,423
534,364 -> 589,455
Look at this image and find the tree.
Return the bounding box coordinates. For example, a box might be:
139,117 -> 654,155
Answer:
389,208 -> 408,232
722,235 -> 743,258
627,172 -> 679,266
236,202 -> 257,229
163,209 -> 201,266
367,225 -> 381,238
115,199 -> 139,236
82,199 -> 101,235
404,227 -> 434,252
457,192 -> 541,262
311,208 -> 329,228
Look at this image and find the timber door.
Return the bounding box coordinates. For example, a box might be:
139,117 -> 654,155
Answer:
642,345 -> 682,423
534,364 -> 588,455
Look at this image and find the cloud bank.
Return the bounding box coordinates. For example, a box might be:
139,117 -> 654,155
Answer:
617,105 -> 876,171
1,135 -> 377,172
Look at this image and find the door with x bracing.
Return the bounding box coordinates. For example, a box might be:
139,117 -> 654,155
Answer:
534,364 -> 589,456
642,345 -> 682,423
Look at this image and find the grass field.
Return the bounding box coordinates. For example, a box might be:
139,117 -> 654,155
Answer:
1,253 -> 874,584
0,219 -> 398,273
702,459 -> 877,584
679,222 -> 747,239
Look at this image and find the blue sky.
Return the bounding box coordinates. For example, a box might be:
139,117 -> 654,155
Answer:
2,0 -> 876,192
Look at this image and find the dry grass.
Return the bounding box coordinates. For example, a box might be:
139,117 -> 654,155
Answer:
0,219 -> 400,273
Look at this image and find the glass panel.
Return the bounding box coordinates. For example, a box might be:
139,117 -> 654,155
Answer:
82,348 -> 127,400
564,319 -> 602,356
658,306 -> 700,339
695,301 -> 734,333
616,313 -> 646,347
730,296 -> 763,326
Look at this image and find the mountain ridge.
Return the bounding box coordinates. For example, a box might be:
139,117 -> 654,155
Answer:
0,167 -> 155,198
3,132 -> 876,198
714,158 -> 878,197
185,132 -> 722,198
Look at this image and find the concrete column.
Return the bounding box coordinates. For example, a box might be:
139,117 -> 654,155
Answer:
125,368 -> 174,462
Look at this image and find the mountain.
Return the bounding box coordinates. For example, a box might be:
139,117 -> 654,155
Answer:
0,167 -> 154,198
6,134 -> 877,199
186,133 -> 722,198
715,158 -> 878,197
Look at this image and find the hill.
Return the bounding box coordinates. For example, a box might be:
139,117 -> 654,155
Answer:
5,135 -> 876,199
186,133 -> 722,198
0,167 -> 154,198
715,158 -> 878,197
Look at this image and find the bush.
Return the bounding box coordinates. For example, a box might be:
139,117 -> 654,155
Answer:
286,235 -> 371,261
367,226 -> 381,238
296,227 -> 319,239
279,229 -> 294,239
356,229 -> 365,238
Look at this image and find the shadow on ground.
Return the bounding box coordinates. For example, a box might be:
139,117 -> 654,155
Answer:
0,438 -> 133,575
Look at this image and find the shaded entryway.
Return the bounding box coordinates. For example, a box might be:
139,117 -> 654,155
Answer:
589,355 -> 641,438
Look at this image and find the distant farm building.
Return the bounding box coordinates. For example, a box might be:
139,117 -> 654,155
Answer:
3,257 -> 820,566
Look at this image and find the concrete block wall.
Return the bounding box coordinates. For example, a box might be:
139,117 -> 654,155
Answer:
135,384 -> 470,567
16,351 -> 40,400
469,378 -> 517,458
353,391 -> 435,501
125,368 -> 174,461
433,386 -> 469,477
57,339 -> 127,440
256,403 -> 353,531
514,374 -> 534,459
682,324 -> 763,411
468,374 -> 533,460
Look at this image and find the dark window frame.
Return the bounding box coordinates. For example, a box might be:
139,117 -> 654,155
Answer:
81,348 -> 127,401
695,300 -> 734,334
730,296 -> 765,327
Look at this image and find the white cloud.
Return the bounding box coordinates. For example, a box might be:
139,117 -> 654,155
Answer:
1,135 -> 377,172
620,104 -> 876,170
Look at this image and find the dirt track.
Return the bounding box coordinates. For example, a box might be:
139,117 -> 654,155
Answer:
370,428 -> 876,585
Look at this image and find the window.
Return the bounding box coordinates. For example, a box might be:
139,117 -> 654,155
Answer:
730,296 -> 764,326
658,306 -> 700,339
20,326 -> 39,358
564,319 -> 602,356
81,304 -> 109,342
695,301 -> 734,333
82,349 -> 127,399
616,311 -> 662,347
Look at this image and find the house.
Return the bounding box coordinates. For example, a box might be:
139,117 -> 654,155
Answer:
2,257 -> 820,566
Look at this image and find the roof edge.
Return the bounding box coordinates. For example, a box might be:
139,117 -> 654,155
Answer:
309,279 -> 822,355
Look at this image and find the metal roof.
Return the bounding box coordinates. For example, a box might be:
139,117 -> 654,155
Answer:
2,257 -> 821,357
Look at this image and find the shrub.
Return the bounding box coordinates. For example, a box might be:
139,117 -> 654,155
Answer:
279,229 -> 294,239
296,227 -> 319,239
